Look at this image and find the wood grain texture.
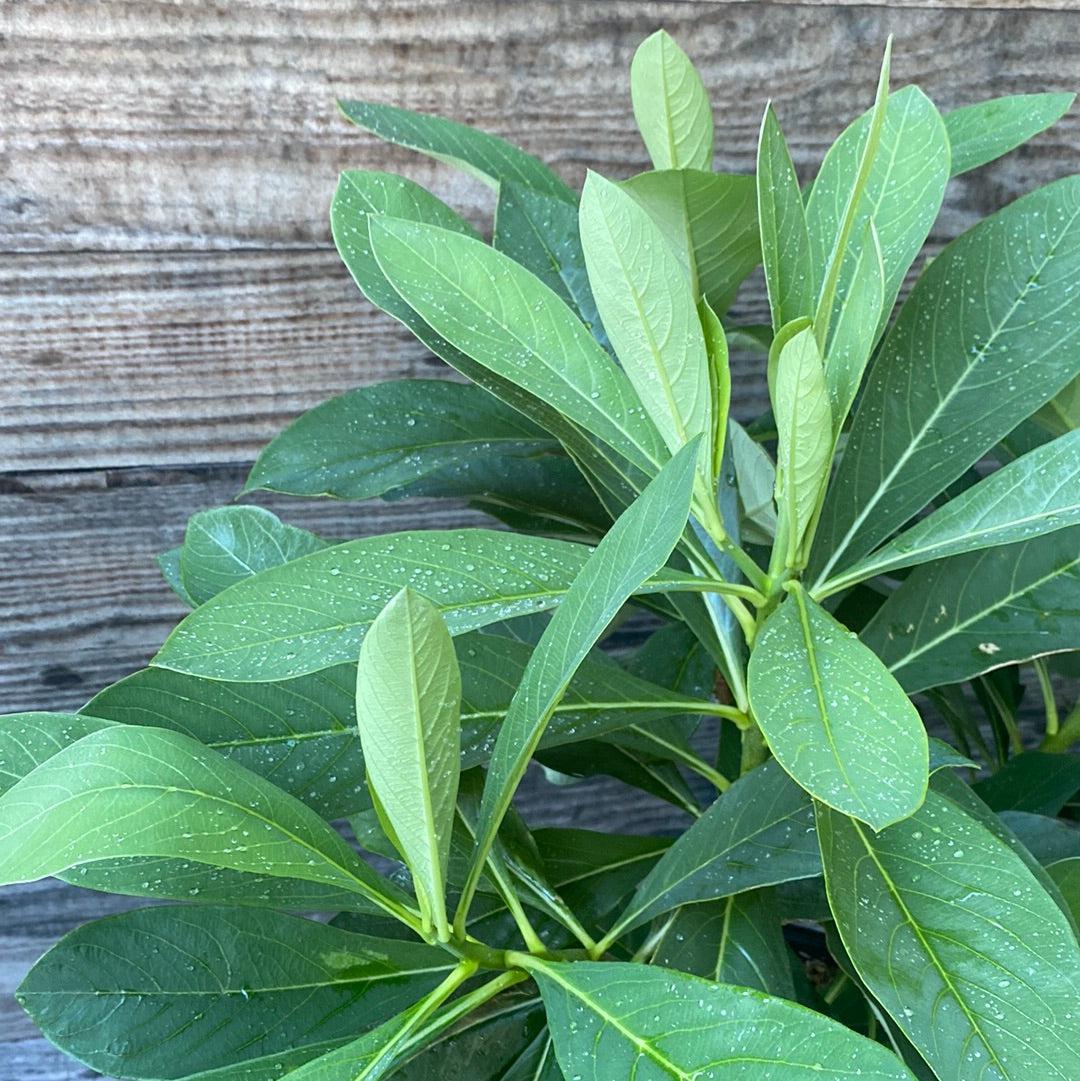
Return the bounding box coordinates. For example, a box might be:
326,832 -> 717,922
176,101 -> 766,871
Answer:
5,1 -> 1080,1077
2,1 -> 1077,252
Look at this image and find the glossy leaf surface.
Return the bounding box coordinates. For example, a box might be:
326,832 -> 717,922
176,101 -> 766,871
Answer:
748,585 -> 927,829
820,791 -> 1080,1081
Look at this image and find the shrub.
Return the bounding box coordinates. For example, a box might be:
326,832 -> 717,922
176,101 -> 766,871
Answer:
5,30 -> 1080,1081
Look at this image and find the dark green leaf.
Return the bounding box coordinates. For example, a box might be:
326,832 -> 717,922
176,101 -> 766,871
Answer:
600,759 -> 820,945
748,584 -> 927,829
245,379 -> 559,502
494,181 -> 606,346
338,100 -> 574,202
17,905 -> 451,1080
860,527 -> 1080,692
179,507 -> 327,605
973,752 -> 1080,815
653,887 -> 796,998
999,810 -> 1080,864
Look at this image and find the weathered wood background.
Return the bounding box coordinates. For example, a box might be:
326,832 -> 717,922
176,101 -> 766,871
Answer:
3,1 -> 1079,1076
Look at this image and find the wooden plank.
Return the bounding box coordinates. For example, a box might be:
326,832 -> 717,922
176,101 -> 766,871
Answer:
0,248 -> 774,471
2,2 -> 1076,252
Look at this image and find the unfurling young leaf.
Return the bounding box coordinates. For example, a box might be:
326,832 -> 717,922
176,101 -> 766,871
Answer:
630,30 -> 714,172
356,588 -> 462,940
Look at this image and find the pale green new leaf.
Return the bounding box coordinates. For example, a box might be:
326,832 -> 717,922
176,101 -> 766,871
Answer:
494,180 -> 607,346
861,526 -> 1080,692
757,105 -> 815,331
806,84 -> 949,343
602,759 -> 820,945
819,791 -> 1080,1081
17,905 -> 451,1080
630,30 -> 713,172
811,176 -> 1080,584
245,380 -> 560,501
772,326 -> 832,563
528,959 -> 915,1081
338,99 -> 574,203
357,588 -> 461,939
0,725 -> 412,921
653,887 -> 796,998
944,93 -> 1075,176
152,529 -> 715,683
579,172 -> 712,474
621,169 -> 759,310
729,419 -> 777,542
458,441 -> 700,927
179,507 -> 327,606
748,584 -> 927,829
368,214 -> 666,478
822,428 -> 1080,595
699,298 -> 730,484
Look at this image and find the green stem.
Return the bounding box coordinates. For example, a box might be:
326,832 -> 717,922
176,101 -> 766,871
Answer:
630,910 -> 679,964
1034,658 -> 1060,739
740,723 -> 769,774
1042,699 -> 1080,753
823,971 -> 850,1006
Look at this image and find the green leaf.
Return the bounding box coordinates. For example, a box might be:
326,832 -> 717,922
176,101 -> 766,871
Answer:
819,790 -> 1080,1081
494,180 -> 606,346
527,958 -> 916,1081
944,93 -> 1075,176
152,528 -> 715,683
821,429 -> 1080,595
17,905 -> 452,1080
579,172 -> 712,475
629,30 -> 713,172
729,419 -> 777,542
860,526 -> 1080,692
1048,858 -> 1080,926
812,176 -> 1080,584
748,583 -> 927,829
1000,810 -> 1080,865
0,712 -> 115,795
1035,373 -> 1080,438
653,887 -> 796,998
822,218 -> 884,430
357,588 -> 461,939
972,752 -> 1080,815
699,298 -> 731,484
368,214 -> 667,479
331,170 -> 648,514
178,507 -> 327,605
84,662 -> 368,820
0,725 -> 412,921
621,169 -> 759,311
458,440 -> 701,928
806,84 -> 949,343
771,326 -> 832,564
245,379 -> 560,501
756,105 -> 815,331
158,545 -> 196,605
601,759 -> 820,945
338,100 -> 574,203
534,828 -> 668,924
